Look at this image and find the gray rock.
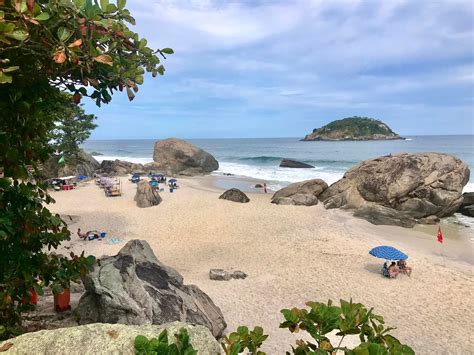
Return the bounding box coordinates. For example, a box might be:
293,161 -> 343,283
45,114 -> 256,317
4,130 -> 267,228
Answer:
98,159 -> 144,176
354,205 -> 416,228
271,179 -> 328,206
458,192 -> 474,217
0,322 -> 221,355
75,240 -> 226,338
134,181 -> 162,208
209,269 -> 231,281
460,192 -> 474,206
89,151 -> 104,156
151,138 -> 218,176
219,188 -> 250,203
417,215 -> 441,225
320,153 -> 470,223
41,150 -> 99,179
231,271 -> 248,279
459,204 -> 474,217
255,184 -> 263,188
280,159 -> 315,168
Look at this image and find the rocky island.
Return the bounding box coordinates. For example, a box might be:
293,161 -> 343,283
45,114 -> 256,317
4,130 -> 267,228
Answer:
302,116 -> 404,141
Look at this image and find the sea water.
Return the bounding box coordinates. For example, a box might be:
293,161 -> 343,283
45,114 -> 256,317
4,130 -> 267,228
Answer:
82,135 -> 474,192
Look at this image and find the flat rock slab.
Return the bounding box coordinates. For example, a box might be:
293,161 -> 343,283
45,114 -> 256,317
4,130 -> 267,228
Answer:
0,322 -> 221,355
209,269 -> 248,281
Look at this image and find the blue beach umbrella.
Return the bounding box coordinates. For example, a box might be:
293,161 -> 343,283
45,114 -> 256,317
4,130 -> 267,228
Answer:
169,178 -> 177,183
369,246 -> 407,261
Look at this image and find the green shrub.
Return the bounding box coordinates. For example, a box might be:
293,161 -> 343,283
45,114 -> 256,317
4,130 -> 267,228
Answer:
136,299 -> 414,355
134,328 -> 197,355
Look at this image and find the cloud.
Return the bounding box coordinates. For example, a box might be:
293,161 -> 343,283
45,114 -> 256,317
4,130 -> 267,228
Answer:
87,0 -> 474,138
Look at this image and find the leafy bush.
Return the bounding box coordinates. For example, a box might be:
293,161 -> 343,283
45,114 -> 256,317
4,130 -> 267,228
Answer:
136,299 -> 414,355
0,0 -> 171,338
134,328 -> 197,355
221,326 -> 268,355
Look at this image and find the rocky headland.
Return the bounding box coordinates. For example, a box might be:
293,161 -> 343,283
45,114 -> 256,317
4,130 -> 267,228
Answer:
302,116 -> 403,141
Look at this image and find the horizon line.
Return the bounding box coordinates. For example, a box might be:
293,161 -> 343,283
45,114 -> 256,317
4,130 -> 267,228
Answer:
86,134 -> 474,141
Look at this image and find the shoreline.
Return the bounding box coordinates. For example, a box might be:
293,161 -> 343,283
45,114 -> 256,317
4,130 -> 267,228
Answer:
49,174 -> 474,353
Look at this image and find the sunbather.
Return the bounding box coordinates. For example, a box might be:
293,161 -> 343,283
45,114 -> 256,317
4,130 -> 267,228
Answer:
397,260 -> 412,277
388,262 -> 399,278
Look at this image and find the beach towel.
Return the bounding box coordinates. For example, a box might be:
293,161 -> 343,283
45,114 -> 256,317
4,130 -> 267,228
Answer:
106,237 -> 124,245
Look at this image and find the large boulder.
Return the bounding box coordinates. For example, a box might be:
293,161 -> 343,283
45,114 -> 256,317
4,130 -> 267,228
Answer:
271,179 -> 328,206
219,188 -> 250,203
98,159 -> 144,176
320,153 -> 470,221
40,150 -> 99,179
280,159 -> 315,168
134,181 -> 162,208
0,322 -> 221,354
458,192 -> 474,217
152,138 -> 218,176
353,205 -> 416,228
75,240 -> 226,338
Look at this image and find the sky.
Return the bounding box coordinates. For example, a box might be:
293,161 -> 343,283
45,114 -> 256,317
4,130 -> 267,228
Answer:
86,0 -> 474,139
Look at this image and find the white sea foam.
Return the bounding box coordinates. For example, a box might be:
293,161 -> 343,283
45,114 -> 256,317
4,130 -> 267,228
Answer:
214,162 -> 344,190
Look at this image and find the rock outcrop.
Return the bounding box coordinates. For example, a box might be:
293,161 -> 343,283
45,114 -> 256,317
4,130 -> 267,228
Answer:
354,205 -> 416,228
152,138 -> 218,176
271,179 -> 328,206
280,159 -> 315,168
75,240 -> 226,338
219,188 -> 250,203
0,322 -> 221,354
302,116 -> 403,141
458,192 -> 474,217
319,153 -> 470,226
98,159 -> 145,176
40,150 -> 99,179
134,181 -> 162,208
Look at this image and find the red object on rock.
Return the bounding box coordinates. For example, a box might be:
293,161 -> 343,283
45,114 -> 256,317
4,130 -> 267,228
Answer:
437,226 -> 443,243
54,288 -> 71,312
21,288 -> 38,305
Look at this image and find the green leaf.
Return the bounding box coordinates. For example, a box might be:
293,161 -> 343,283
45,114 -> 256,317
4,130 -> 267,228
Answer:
0,72 -> 13,84
106,4 -> 117,12
161,48 -> 174,54
134,335 -> 149,352
100,0 -> 109,10
134,75 -> 143,85
158,329 -> 168,344
34,12 -> 50,21
57,27 -> 72,42
5,30 -> 29,41
3,66 -> 20,73
74,0 -> 86,9
117,0 -> 126,10
0,10 -> 4,19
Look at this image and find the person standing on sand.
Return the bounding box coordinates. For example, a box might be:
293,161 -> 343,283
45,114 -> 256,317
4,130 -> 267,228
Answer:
263,183 -> 267,193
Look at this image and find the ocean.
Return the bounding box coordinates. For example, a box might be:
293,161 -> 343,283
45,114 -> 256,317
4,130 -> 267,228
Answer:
82,135 -> 474,192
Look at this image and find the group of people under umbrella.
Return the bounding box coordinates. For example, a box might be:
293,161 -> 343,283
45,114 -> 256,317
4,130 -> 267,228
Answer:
130,172 -> 179,192
370,246 -> 412,278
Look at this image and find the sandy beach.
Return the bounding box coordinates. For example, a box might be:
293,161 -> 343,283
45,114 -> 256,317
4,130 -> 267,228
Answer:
49,176 -> 474,354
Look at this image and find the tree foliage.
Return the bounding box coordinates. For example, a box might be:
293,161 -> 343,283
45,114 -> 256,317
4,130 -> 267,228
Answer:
49,94 -> 97,159
0,0 -> 171,337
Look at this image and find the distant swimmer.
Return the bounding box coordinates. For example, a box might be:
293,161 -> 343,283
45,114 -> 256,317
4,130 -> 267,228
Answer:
264,183 -> 267,194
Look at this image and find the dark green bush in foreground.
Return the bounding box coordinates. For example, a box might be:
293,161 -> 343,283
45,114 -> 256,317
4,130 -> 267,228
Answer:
135,299 -> 414,354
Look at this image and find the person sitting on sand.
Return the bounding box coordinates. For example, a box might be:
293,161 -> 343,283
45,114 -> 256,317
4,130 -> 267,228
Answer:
77,228 -> 100,240
397,260 -> 412,277
388,261 -> 399,278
